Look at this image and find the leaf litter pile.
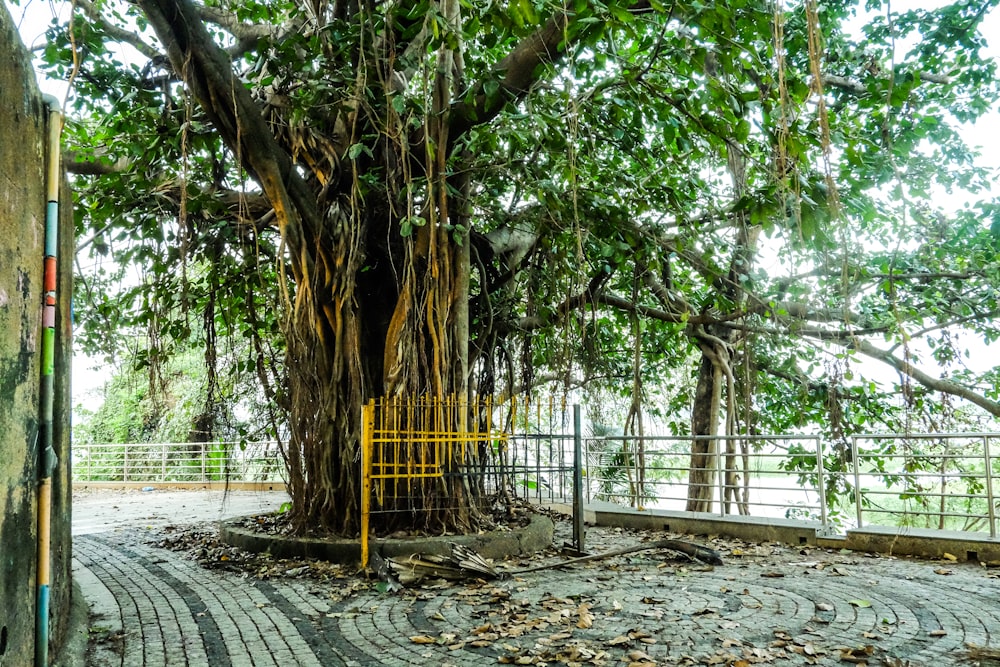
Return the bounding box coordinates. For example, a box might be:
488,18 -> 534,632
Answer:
149,510 -> 1000,666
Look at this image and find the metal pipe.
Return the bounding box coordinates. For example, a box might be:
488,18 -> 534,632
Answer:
852,436 -> 863,529
815,436 -> 828,532
715,439 -> 724,516
984,435 -> 995,539
572,404 -> 584,554
36,93 -> 62,667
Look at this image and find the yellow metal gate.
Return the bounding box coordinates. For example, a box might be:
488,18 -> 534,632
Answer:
359,395 -> 508,566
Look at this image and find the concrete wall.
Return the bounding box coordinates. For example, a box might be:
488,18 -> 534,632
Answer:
0,4 -> 74,665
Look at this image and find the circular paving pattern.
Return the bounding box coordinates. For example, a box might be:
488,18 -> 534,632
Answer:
77,524 -> 1000,666
325,549 -> 1000,666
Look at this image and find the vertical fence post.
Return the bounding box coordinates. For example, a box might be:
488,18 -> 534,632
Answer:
161,443 -> 167,482
535,399 -> 542,502
852,436 -> 863,529
360,400 -> 375,568
716,437 -> 725,517
815,436 -> 828,532
123,444 -> 129,482
984,435 -> 995,539
559,397 -> 567,501
573,404 -> 585,554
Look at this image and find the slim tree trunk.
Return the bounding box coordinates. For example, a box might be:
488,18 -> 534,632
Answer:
687,355 -> 722,512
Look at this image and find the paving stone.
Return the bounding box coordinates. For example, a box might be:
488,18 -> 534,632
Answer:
73,490 -> 1000,666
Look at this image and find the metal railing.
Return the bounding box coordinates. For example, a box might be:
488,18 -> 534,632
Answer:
71,441 -> 285,483
586,434 -> 826,519
505,425 -> 998,538
74,427 -> 1000,539
845,433 -> 997,535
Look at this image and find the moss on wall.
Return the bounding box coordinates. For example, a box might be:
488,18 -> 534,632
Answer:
0,4 -> 73,665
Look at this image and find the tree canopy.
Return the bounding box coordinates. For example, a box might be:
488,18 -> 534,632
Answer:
20,0 -> 1000,532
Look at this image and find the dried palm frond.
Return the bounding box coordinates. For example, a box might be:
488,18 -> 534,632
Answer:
387,542 -> 499,584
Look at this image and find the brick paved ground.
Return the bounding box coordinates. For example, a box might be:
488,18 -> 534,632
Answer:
73,490 -> 1000,666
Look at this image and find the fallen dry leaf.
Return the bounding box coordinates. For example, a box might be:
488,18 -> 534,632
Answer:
838,645 -> 875,663
409,635 -> 437,644
627,649 -> 655,661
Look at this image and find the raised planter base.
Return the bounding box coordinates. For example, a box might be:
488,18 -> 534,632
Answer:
220,513 -> 554,564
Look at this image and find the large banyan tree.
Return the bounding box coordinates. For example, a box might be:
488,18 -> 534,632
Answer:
39,0 -> 1000,531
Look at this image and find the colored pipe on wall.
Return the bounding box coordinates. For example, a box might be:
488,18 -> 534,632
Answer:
36,93 -> 62,667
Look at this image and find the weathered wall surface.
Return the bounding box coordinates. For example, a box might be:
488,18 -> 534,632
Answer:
0,4 -> 73,665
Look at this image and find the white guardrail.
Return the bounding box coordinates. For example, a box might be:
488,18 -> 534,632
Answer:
506,432 -> 999,538
72,441 -> 285,484
76,432 -> 999,538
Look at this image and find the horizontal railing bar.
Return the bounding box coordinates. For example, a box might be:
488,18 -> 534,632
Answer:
855,432 -> 1000,439
859,508 -> 989,520
855,489 -> 988,500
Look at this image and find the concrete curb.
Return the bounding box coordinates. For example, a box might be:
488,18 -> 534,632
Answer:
220,513 -> 554,563
542,500 -> 1000,563
52,578 -> 90,667
844,525 -> 1000,563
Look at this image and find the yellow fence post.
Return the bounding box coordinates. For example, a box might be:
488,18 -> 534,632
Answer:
360,399 -> 375,569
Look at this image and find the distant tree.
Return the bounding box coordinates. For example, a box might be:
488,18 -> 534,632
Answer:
74,344 -> 268,446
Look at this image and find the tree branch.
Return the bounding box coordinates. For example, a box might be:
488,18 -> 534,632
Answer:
76,0 -> 161,60
823,71 -> 951,97
485,224 -> 539,266
149,181 -> 274,219
502,270 -> 615,333
195,4 -> 277,54
448,2 -> 655,142
137,0 -> 322,282
850,339 -> 1000,418
64,150 -> 130,175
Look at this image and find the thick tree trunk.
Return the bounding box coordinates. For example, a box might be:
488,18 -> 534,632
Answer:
140,0 -> 485,537
138,0 -> 600,537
